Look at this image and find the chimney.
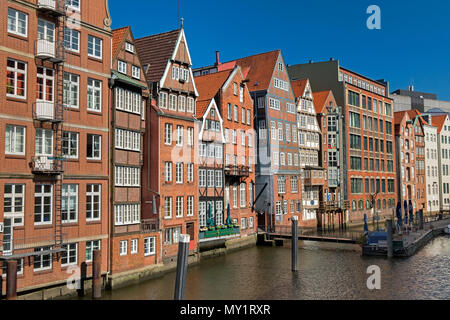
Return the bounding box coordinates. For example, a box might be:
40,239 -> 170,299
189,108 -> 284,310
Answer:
408,85 -> 414,92
330,57 -> 334,61
309,60 -> 313,64
215,51 -> 220,66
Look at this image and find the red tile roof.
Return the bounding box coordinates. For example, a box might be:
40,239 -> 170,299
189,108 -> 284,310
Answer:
135,29 -> 181,83
112,26 -> 129,58
313,90 -> 334,114
291,79 -> 308,98
219,50 -> 280,91
194,69 -> 233,118
394,111 -> 409,125
432,115 -> 448,133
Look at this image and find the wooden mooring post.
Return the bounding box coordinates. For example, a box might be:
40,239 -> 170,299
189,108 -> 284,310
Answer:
6,260 -> 17,300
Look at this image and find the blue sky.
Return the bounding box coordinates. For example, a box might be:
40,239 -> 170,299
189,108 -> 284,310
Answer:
110,0 -> 450,100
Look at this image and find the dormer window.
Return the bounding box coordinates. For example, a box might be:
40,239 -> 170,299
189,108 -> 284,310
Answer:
125,42 -> 134,53
210,109 -> 215,117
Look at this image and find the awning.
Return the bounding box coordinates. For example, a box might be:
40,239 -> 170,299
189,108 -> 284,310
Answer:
112,70 -> 147,90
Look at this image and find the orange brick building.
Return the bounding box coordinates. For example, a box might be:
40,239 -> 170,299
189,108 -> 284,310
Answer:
0,0 -> 111,292
137,26 -> 199,262
194,65 -> 257,241
109,26 -> 159,276
195,50 -> 302,231
394,110 -> 426,215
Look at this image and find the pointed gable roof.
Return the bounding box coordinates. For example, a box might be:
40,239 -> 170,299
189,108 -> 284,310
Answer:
112,26 -> 129,58
218,50 -> 279,91
432,115 -> 448,133
194,69 -> 233,118
291,79 -> 308,98
394,111 -> 409,125
135,29 -> 181,83
313,90 -> 334,114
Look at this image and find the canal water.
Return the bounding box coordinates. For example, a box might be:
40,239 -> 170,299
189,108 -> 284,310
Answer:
82,236 -> 450,300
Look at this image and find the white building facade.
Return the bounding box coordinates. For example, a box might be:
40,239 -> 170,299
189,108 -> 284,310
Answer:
423,123 -> 440,213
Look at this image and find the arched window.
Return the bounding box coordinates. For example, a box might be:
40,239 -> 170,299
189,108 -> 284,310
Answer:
366,200 -> 371,210
377,199 -> 381,209
383,199 -> 387,209
352,200 -> 357,211
358,200 -> 364,210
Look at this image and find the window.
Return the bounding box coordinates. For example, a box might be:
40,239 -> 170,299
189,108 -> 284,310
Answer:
234,105 -> 238,122
64,73 -> 79,108
6,59 -> 27,98
164,162 -> 173,182
35,128 -> 53,156
34,247 -> 52,271
247,109 -> 251,125
4,184 -> 24,226
169,94 -> 177,110
278,176 -> 286,194
164,197 -> 172,218
114,204 -> 140,225
187,97 -> 195,113
187,196 -> 194,216
131,239 -> 138,254
178,95 -> 186,112
34,185 -> 52,224
115,166 -> 140,186
5,125 -> 25,155
131,65 -> 141,79
64,28 -> 80,52
349,112 -> 361,128
86,184 -> 101,221
87,134 -> 101,159
164,123 -> 172,145
62,184 -> 78,223
159,92 -> 168,109
86,240 -> 100,262
120,241 -> 127,256
176,126 -> 183,146
240,183 -> 246,208
144,237 -> 156,256
87,79 -> 102,112
269,98 -> 281,110
36,67 -> 54,102
66,0 -> 81,10
348,91 -> 360,107
199,202 -> 206,227
61,243 -> 77,266
88,35 -> 102,59
118,60 -> 127,74
233,185 -> 238,208
176,163 -> 183,184
8,8 -> 28,37
125,42 -> 134,53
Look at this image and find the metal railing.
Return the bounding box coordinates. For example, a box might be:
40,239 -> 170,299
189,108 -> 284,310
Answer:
37,0 -> 66,15
33,102 -> 64,122
258,225 -> 363,242
34,39 -> 65,62
31,156 -> 64,174
141,218 -> 159,233
224,165 -> 250,177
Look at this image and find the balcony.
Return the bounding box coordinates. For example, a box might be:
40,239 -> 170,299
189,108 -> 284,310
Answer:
33,102 -> 64,122
199,225 -> 240,242
35,39 -> 64,63
31,156 -> 64,175
36,0 -> 65,16
141,218 -> 159,233
319,200 -> 350,212
224,165 -> 250,177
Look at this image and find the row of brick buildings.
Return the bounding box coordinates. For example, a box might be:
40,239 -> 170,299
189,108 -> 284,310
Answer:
1,0 -> 448,296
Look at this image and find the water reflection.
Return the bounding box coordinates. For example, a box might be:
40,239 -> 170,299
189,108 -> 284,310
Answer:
80,237 -> 450,300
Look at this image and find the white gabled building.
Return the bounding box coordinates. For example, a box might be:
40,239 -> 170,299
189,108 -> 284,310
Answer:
432,114 -> 450,211
421,116 -> 440,213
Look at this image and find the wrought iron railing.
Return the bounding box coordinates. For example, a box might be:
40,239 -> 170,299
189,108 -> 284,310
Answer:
224,165 -> 250,177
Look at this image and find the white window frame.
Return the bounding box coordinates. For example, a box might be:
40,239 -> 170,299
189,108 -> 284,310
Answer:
86,240 -> 101,262
5,125 -> 25,156
7,8 -> 28,37
61,243 -> 78,266
144,237 -> 156,256
86,184 -> 101,221
64,72 -> 80,108
88,35 -> 102,59
6,58 -> 27,99
62,184 -> 78,223
131,239 -> 138,254
34,184 -> 53,225
87,78 -> 102,112
118,60 -> 127,74
87,134 -> 101,160
120,240 -> 127,256
64,28 -> 80,52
